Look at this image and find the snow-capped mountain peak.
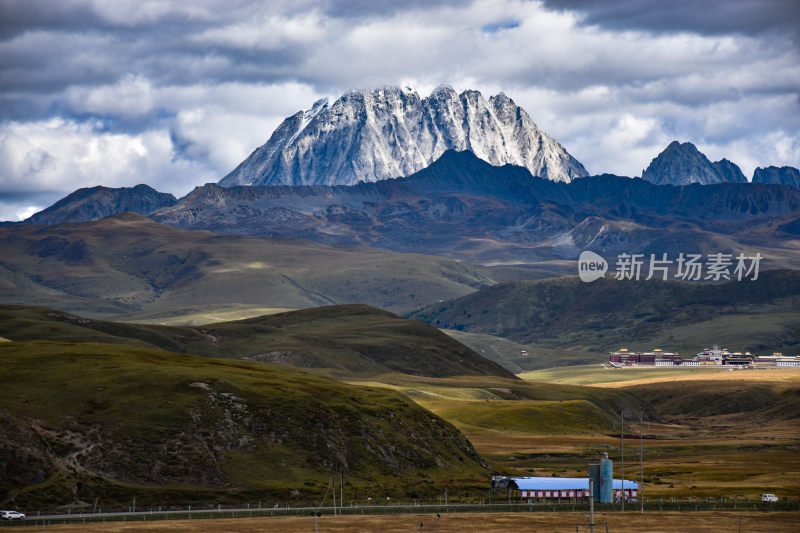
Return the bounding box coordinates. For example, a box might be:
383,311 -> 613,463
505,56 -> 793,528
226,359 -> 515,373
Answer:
219,86 -> 588,187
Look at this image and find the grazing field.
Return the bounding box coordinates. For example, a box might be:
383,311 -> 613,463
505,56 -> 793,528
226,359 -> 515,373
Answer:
519,365 -> 800,386
353,367 -> 800,501
2,511 -> 799,532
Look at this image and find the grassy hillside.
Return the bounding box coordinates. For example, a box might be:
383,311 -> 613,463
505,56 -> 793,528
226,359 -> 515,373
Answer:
440,330 -> 530,373
625,377 -> 800,419
418,399 -> 619,436
409,270 -> 800,369
0,341 -> 490,510
350,373 -> 658,483
0,213 -> 509,317
0,304 -> 517,379
522,365 -> 800,421
353,374 -> 652,423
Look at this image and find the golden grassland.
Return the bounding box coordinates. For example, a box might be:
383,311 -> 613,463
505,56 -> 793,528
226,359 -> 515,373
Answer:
520,365 -> 800,388
353,366 -> 800,500
122,305 -> 296,326
3,511 -> 799,532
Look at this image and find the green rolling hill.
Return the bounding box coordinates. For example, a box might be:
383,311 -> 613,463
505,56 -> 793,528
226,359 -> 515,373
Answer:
408,269 -> 800,368
0,213 -> 513,318
0,304 -> 517,379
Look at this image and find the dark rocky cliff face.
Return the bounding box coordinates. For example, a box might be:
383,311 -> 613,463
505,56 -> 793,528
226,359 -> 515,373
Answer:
712,158 -> 747,183
752,166 -> 800,188
641,141 -> 746,186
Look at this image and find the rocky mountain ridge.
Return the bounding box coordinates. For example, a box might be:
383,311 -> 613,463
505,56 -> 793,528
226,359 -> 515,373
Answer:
22,184 -> 176,226
151,150 -> 800,266
753,166 -> 800,188
641,141 -> 747,185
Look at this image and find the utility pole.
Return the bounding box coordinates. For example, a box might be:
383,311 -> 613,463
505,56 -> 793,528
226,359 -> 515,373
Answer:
332,474 -> 336,517
621,410 -> 624,512
589,478 -> 595,533
640,408 -> 644,513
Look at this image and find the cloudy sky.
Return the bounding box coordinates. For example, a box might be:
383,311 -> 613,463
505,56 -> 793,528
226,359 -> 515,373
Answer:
1,0 -> 799,221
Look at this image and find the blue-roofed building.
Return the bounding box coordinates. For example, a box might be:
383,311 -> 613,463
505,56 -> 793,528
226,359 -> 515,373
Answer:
492,476 -> 639,502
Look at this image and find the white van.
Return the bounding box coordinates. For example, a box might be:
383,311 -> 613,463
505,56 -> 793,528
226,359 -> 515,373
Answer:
761,493 -> 778,502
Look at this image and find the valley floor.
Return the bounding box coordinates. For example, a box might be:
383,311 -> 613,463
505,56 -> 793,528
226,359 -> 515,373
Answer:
352,367 -> 800,501
3,511 -> 799,532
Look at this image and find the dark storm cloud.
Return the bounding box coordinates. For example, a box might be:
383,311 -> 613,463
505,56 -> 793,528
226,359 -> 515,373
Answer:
0,0 -> 103,38
542,0 -> 800,37
0,1 -> 322,113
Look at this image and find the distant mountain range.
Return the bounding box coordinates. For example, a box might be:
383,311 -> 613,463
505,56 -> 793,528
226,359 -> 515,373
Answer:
11,86 -> 800,276
18,86 -> 799,235
153,150 -> 800,260
214,85 -> 797,189
640,141 -> 800,187
219,85 -> 588,187
18,150 -> 800,269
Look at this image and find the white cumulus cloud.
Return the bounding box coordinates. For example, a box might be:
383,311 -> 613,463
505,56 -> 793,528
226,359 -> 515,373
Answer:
0,118 -> 215,198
